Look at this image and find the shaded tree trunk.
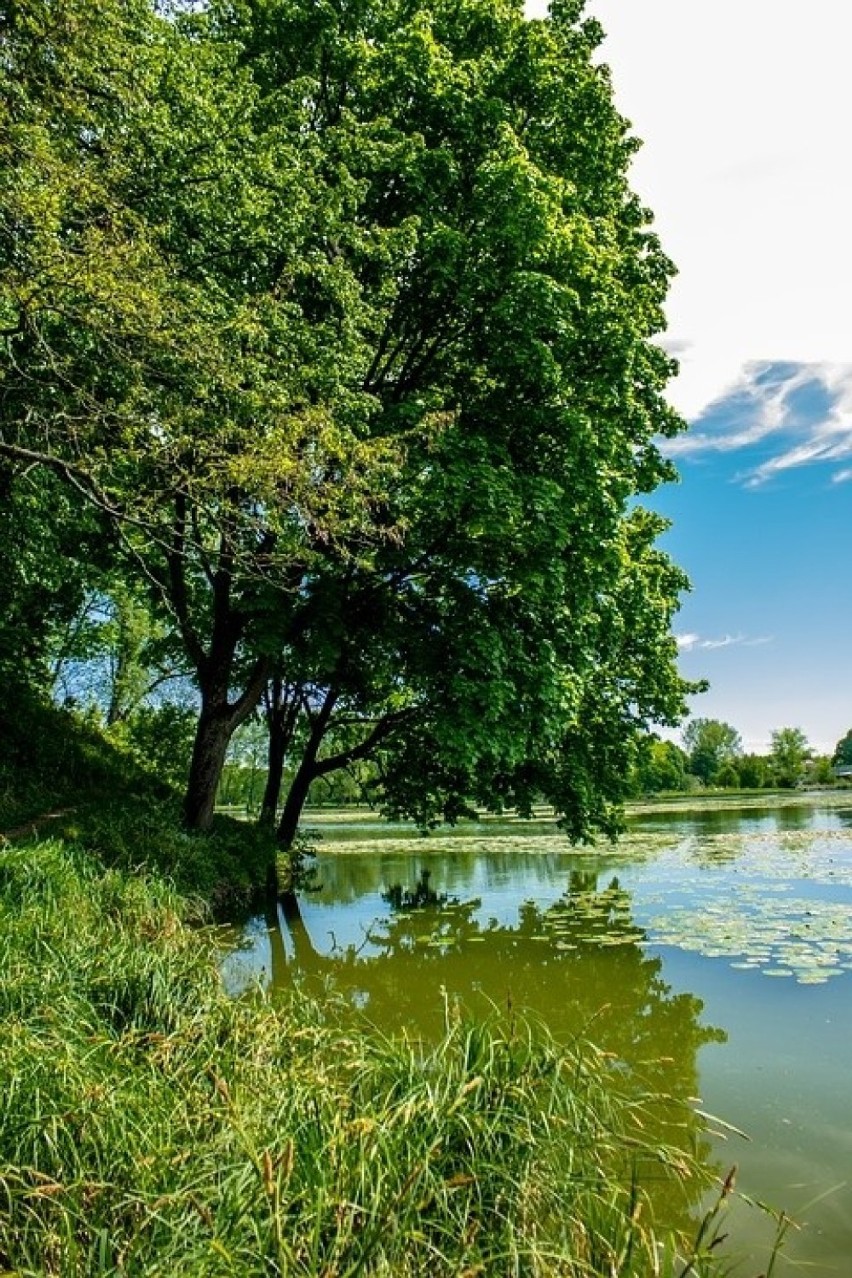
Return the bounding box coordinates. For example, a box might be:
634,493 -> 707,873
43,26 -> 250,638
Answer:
270,687 -> 339,893
275,687 -> 338,848
276,753 -> 318,850
182,649 -> 270,831
171,505 -> 273,832
259,676 -> 302,828
274,699 -> 413,852
183,703 -> 234,830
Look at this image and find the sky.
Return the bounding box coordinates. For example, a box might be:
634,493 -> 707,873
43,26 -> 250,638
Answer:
527,0 -> 852,753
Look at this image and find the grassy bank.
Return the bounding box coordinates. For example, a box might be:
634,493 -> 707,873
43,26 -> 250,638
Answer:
0,687 -> 273,914
0,699 -> 782,1274
0,834 -> 765,1277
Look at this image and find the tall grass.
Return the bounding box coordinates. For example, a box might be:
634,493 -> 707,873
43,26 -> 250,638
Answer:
0,837 -> 772,1276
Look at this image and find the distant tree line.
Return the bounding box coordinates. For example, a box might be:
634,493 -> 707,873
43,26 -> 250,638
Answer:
629,717 -> 848,797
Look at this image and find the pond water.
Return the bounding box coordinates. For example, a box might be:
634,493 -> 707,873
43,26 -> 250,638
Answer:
226,795 -> 852,1275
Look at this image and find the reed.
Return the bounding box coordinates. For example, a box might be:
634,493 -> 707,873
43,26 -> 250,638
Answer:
0,837 -> 775,1276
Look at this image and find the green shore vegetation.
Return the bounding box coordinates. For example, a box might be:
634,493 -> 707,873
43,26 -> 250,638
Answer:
0,696 -> 785,1276
0,833 -> 747,1278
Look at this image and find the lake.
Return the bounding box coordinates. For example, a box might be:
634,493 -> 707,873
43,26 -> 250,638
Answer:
226,794 -> 852,1275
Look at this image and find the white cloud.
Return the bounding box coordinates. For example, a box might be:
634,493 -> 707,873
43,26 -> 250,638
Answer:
664,360 -> 852,483
526,1 -> 852,420
659,360 -> 852,483
676,632 -> 773,653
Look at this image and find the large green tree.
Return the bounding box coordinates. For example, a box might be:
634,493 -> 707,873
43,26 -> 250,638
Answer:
3,0 -> 694,862
219,0 -> 694,848
1,0 -> 401,829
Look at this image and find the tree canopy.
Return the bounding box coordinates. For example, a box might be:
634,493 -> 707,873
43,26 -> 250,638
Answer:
681,719 -> 742,786
832,729 -> 852,769
2,0 -> 694,858
769,727 -> 811,789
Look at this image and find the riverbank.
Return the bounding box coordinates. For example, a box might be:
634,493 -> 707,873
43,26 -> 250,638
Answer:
0,832 -> 760,1276
0,698 -> 784,1273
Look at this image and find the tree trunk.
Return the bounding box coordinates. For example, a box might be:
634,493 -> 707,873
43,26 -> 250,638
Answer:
276,755 -> 317,850
259,676 -> 301,828
259,721 -> 287,827
274,687 -> 337,851
183,704 -> 233,831
182,654 -> 270,832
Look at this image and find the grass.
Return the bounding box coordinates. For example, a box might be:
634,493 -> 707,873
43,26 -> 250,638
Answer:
0,835 -> 777,1277
0,695 -> 786,1274
0,686 -> 274,913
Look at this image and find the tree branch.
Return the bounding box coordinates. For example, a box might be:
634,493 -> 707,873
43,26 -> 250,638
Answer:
313,707 -> 416,777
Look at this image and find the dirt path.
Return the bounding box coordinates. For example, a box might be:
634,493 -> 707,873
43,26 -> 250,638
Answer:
0,809 -> 74,843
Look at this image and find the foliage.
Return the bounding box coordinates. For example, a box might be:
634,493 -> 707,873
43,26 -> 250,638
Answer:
832,729 -> 852,768
0,685 -> 151,831
806,754 -> 834,785
0,687 -> 270,911
2,0 -> 693,846
0,469 -> 108,685
109,703 -> 198,793
737,753 -> 768,790
682,719 -> 742,786
715,762 -> 740,789
49,584 -> 183,725
629,738 -> 688,795
0,837 -> 761,1276
768,727 -> 811,789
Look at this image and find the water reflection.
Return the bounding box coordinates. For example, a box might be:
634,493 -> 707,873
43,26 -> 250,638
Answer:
237,867 -> 725,1130
238,867 -> 727,1237
224,799 -> 852,1275
631,799 -> 849,837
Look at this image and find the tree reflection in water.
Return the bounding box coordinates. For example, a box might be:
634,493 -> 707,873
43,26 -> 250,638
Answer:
261,868 -> 727,1232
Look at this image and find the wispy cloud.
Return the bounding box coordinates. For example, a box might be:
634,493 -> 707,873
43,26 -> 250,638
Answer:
662,361 -> 852,485
675,632 -> 773,653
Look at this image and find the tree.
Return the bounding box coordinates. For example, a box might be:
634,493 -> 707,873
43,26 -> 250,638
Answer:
737,753 -> 768,790
226,0 -> 693,854
769,727 -> 811,789
48,583 -> 184,724
1,0 -> 402,829
3,0 -> 694,867
715,762 -> 740,790
806,755 -> 834,786
682,719 -> 742,785
629,737 -> 687,795
832,730 -> 852,769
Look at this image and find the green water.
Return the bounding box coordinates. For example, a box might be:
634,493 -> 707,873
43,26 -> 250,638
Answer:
226,795 -> 852,1275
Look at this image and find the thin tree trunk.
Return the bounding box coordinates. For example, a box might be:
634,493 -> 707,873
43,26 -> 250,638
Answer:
260,721 -> 287,827
274,688 -> 338,851
259,677 -> 301,828
276,755 -> 317,850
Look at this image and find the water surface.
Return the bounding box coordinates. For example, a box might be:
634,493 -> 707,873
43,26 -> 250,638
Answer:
227,795 -> 852,1275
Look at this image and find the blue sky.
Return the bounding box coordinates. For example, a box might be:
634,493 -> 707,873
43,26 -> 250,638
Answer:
526,0 -> 852,754
655,362 -> 851,754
